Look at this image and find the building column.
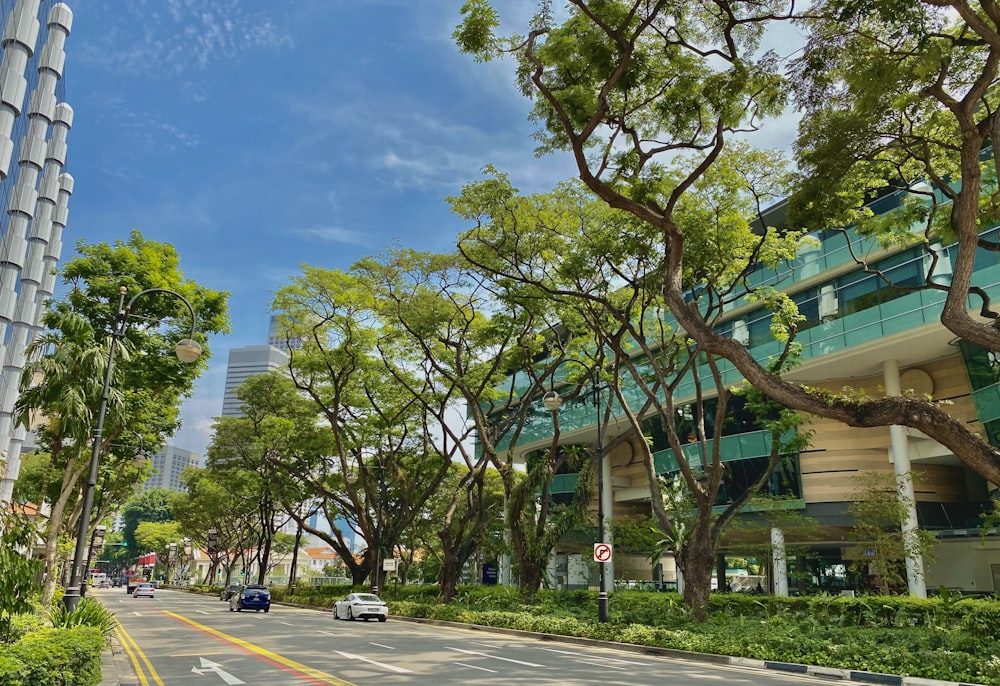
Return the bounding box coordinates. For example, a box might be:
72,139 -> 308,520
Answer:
883,359 -> 928,598
771,527 -> 788,596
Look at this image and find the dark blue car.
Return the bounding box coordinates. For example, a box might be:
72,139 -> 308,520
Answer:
229,584 -> 271,613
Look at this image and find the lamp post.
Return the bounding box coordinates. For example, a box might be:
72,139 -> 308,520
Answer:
347,459 -> 385,594
63,286 -> 201,611
542,361 -> 609,623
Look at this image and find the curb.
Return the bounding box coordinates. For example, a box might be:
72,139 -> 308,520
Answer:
100,631 -> 141,686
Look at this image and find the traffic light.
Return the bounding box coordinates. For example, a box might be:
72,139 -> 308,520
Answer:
206,529 -> 219,554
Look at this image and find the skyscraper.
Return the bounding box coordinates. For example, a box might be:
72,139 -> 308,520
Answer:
143,444 -> 199,493
0,0 -> 74,502
220,344 -> 287,418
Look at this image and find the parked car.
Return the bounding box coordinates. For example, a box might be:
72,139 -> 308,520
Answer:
132,583 -> 155,599
332,592 -> 388,622
219,583 -> 240,601
229,584 -> 270,613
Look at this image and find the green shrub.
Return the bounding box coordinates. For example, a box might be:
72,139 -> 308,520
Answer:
2,627 -> 103,686
3,614 -> 47,645
48,598 -> 117,637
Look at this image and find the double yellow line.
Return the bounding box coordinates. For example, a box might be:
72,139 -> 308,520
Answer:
114,612 -> 355,686
114,624 -> 163,686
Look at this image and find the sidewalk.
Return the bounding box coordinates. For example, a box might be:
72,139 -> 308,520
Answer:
99,631 -> 140,686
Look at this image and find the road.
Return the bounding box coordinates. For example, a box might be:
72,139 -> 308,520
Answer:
94,587 -> 863,686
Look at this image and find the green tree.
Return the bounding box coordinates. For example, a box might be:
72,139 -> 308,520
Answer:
14,231 -> 228,603
354,248 -> 538,601
453,171 -> 808,619
454,0 -> 1000,488
0,508 -> 40,642
847,472 -> 936,595
272,268 -> 461,589
206,373 -> 320,585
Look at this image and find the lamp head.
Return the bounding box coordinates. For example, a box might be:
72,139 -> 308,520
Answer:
542,390 -> 563,412
174,338 -> 202,363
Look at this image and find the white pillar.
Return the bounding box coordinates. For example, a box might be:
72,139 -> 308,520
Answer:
771,527 -> 788,596
883,359 -> 928,598
0,0 -> 41,179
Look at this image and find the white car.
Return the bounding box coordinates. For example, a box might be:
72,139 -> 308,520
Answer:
332,592 -> 387,622
132,583 -> 155,598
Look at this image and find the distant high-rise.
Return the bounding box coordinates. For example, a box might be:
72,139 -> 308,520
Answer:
267,313 -> 302,351
220,344 -> 287,417
143,444 -> 199,492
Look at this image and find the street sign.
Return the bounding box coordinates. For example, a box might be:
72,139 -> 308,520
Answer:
594,543 -> 612,563
382,558 -> 398,571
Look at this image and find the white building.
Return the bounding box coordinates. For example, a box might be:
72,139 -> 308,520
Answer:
220,344 -> 287,418
143,444 -> 199,493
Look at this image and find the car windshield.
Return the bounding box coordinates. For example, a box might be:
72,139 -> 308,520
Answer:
353,594 -> 382,603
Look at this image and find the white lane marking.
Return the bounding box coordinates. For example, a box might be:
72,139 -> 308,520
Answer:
455,662 -> 498,673
446,647 -> 544,667
334,651 -> 413,674
575,659 -> 628,670
370,642 -> 395,649
278,622 -> 295,626
196,611 -> 210,615
535,647 -> 653,666
317,631 -> 336,636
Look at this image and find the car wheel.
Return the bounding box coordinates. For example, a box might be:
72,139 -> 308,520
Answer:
236,603 -> 242,612
347,607 -> 354,621
378,616 -> 387,623
264,608 -> 269,614
229,606 -> 234,612
332,607 -> 339,619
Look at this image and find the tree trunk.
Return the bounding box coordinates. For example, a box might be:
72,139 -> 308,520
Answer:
439,545 -> 461,602
676,524 -> 718,623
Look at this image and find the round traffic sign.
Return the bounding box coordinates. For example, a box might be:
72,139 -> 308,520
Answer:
594,543 -> 612,562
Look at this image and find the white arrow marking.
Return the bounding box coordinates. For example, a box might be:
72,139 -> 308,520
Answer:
191,657 -> 245,684
129,612 -> 143,616
335,651 -> 413,673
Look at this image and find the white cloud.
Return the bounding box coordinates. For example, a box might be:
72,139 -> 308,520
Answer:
74,0 -> 294,78
290,225 -> 378,249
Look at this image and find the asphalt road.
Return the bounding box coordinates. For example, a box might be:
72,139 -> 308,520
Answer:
94,587 -> 867,686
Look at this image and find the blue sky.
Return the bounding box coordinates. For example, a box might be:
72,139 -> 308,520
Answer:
63,0 -> 578,456
63,1 -> 802,457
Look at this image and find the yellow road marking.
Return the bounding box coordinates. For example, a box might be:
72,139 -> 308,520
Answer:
114,624 -> 164,686
161,610 -> 357,685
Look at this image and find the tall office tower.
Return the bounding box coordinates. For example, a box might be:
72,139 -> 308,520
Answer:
267,313 -> 302,351
143,444 -> 200,493
220,344 -> 288,418
0,0 -> 74,503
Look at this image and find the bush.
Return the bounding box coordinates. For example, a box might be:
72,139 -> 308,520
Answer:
48,598 -> 117,637
1,627 -> 103,686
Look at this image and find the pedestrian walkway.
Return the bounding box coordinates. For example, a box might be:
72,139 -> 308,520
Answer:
100,631 -> 140,686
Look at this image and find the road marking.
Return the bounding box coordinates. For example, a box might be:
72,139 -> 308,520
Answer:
455,662 -> 498,673
115,625 -> 163,686
369,642 -> 395,649
575,659 -> 628,670
162,610 -> 356,685
317,631 -> 337,636
446,647 -> 544,667
535,647 -> 653,666
191,657 -> 245,684
334,651 -> 413,673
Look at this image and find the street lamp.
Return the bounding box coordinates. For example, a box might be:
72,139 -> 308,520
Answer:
347,459 -> 385,594
63,286 -> 201,611
542,361 -> 609,623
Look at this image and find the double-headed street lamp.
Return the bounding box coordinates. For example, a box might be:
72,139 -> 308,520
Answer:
63,286 -> 201,611
542,360 -> 609,623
